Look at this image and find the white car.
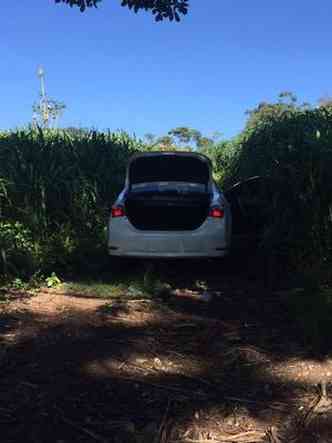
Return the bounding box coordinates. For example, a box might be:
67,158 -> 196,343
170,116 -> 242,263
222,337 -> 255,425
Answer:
108,152 -> 232,258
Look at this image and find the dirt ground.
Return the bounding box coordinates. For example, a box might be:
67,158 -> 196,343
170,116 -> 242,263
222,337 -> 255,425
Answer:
1,261 -> 332,443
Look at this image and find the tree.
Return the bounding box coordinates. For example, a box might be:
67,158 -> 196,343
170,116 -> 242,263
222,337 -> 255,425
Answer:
156,135 -> 174,147
168,126 -> 215,149
143,133 -> 157,144
168,127 -> 200,145
227,94 -> 332,271
55,0 -> 189,21
32,98 -> 66,129
195,135 -> 213,148
244,91 -> 311,130
318,95 -> 332,108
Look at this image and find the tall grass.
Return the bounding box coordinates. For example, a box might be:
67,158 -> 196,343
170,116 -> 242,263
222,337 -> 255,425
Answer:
0,128 -> 143,276
215,106 -> 332,272
1,111 -> 332,283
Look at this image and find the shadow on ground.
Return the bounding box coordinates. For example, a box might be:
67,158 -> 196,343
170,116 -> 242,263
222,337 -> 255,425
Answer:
0,257 -> 331,442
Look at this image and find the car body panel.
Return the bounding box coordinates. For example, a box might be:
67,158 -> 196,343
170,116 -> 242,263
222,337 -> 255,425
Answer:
108,216 -> 231,258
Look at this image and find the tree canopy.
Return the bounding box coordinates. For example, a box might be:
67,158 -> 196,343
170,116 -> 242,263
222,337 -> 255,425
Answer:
55,0 -> 189,21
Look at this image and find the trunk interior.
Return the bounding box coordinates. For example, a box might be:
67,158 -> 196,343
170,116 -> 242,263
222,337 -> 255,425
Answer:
125,188 -> 211,231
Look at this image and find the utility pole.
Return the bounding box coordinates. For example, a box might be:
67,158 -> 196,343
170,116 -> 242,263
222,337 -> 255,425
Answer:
32,66 -> 66,129
37,66 -> 49,127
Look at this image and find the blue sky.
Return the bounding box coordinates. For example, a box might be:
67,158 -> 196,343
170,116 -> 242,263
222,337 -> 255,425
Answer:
1,0 -> 332,138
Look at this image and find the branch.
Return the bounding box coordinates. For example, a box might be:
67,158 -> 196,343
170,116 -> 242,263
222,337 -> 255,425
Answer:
55,0 -> 189,21
55,0 -> 101,12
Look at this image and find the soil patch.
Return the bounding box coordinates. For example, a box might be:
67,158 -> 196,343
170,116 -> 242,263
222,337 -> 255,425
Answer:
1,275 -> 332,442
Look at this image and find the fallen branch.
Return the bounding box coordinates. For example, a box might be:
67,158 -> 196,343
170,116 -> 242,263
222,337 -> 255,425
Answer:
303,381 -> 332,425
123,299 -> 154,303
172,430 -> 266,442
120,377 -> 208,397
150,360 -> 215,389
158,398 -> 171,443
266,426 -> 282,443
59,414 -> 108,442
224,396 -> 287,412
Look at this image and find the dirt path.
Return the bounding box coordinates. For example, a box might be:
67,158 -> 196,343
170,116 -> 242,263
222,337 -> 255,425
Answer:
1,283 -> 332,442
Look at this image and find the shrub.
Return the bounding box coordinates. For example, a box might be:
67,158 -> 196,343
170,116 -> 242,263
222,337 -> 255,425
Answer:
0,221 -> 39,276
287,283 -> 332,353
220,105 -> 332,270
0,128 -> 143,277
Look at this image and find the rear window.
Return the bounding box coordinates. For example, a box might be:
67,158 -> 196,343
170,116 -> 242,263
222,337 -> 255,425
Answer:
131,182 -> 207,193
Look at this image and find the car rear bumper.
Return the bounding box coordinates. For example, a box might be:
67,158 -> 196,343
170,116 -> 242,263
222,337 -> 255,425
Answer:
108,249 -> 229,258
108,217 -> 231,258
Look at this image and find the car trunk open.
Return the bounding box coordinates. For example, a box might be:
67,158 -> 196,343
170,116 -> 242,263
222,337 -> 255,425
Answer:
125,154 -> 212,231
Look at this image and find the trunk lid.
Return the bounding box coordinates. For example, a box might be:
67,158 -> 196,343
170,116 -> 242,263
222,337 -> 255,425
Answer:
127,152 -> 211,187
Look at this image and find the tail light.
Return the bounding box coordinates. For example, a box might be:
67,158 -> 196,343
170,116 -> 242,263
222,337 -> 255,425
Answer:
111,206 -> 125,218
209,206 -> 225,218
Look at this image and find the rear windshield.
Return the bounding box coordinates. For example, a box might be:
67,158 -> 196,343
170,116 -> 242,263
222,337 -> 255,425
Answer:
131,182 -> 207,193
129,155 -> 210,185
